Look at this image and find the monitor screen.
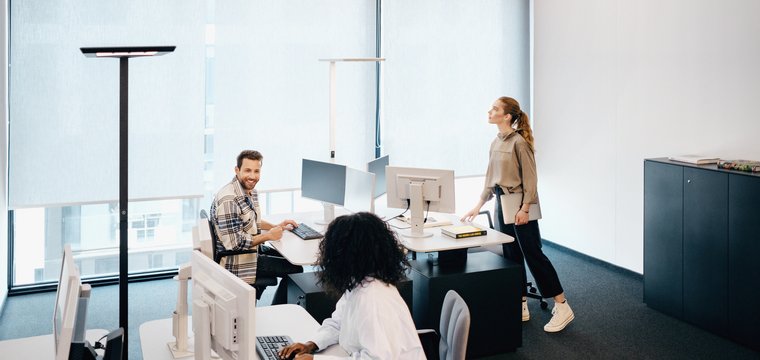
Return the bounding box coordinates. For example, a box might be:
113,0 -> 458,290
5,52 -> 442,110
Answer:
343,167 -> 376,214
53,245 -> 82,360
367,155 -> 389,198
301,159 -> 347,206
192,251 -> 257,360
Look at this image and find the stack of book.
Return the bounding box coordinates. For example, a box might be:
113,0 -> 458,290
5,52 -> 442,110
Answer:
441,225 -> 487,239
717,159 -> 760,173
668,155 -> 720,165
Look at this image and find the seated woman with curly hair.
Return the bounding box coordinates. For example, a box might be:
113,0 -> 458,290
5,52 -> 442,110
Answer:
279,212 -> 425,360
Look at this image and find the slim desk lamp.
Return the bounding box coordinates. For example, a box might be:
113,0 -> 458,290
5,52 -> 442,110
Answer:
316,58 -> 384,223
81,46 -> 176,360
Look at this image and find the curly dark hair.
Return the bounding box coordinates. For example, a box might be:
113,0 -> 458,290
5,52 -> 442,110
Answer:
317,212 -> 409,296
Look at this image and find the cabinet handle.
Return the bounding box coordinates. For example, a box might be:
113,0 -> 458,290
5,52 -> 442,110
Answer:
687,179 -> 691,183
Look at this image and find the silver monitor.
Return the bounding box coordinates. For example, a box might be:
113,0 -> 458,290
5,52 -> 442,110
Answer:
343,167 -> 376,214
301,158 -> 347,224
386,166 -> 455,238
192,251 -> 257,360
367,155 -> 389,198
53,245 -> 83,360
301,159 -> 346,206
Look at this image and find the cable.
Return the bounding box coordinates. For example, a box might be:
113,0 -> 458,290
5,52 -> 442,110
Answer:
385,199 -> 410,223
423,201 -> 430,223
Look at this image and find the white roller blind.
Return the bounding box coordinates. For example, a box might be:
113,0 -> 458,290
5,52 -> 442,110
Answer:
9,0 -> 205,209
381,0 -> 530,176
212,1 -> 377,192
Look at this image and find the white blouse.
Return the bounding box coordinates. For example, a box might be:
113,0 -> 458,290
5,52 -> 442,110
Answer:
312,278 -> 426,360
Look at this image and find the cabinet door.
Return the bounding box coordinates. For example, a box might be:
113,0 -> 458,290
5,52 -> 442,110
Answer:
644,161 -> 683,318
728,174 -> 760,351
683,167 -> 728,335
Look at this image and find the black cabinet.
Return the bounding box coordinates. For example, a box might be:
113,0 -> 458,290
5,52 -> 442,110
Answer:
644,158 -> 759,351
643,161 -> 684,318
409,251 -> 522,358
728,174 -> 760,350
682,167 -> 728,335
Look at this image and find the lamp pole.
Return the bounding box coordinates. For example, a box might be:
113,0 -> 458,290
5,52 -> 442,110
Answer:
81,46 -> 175,359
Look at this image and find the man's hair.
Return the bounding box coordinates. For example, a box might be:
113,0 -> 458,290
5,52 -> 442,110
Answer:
316,212 -> 409,296
236,150 -> 263,169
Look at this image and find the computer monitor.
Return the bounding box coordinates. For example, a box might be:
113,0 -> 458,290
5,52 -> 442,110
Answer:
301,158 -> 347,224
367,155 -> 389,198
191,251 -> 257,360
386,166 -> 456,238
53,245 -> 83,360
343,167 -> 376,214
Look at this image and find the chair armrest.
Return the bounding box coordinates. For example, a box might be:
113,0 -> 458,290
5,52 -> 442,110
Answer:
214,248 -> 257,263
417,329 -> 439,360
477,210 -> 494,229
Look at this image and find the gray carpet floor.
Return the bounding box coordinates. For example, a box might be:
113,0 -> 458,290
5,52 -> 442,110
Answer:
1,244 -> 758,360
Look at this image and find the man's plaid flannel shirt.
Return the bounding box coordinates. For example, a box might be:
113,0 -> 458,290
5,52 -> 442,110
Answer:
210,176 -> 261,284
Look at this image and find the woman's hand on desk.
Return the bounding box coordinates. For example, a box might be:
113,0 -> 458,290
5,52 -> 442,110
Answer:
460,207 -> 481,223
280,341 -> 317,359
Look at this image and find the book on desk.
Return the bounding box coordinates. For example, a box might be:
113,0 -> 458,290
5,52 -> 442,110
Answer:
441,225 -> 487,239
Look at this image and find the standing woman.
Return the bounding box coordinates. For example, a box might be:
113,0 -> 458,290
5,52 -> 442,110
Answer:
461,96 -> 574,333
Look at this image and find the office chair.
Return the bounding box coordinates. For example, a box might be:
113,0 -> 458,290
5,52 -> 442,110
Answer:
199,209 -> 277,300
418,290 -> 471,360
473,210 -> 548,310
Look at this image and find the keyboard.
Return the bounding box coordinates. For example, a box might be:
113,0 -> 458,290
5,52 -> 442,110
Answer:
290,223 -> 323,240
256,335 -> 293,360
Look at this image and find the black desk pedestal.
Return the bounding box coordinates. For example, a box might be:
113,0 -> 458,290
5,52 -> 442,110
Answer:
288,272 -> 413,325
410,251 -> 522,357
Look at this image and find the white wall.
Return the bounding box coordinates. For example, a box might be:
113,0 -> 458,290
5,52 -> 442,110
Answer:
1,0 -> 9,311
534,0 -> 760,273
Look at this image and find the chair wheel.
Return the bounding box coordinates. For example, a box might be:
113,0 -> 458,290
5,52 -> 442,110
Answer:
529,287 -> 538,294
540,301 -> 548,310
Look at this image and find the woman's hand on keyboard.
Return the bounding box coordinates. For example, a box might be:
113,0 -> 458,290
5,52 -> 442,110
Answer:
280,341 -> 317,359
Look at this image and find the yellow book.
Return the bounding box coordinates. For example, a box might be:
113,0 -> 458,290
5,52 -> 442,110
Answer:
441,225 -> 487,239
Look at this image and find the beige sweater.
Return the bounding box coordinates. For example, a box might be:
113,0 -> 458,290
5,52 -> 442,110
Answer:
479,131 -> 539,205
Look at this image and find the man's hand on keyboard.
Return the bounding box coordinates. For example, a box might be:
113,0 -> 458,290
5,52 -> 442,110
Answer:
278,219 -> 298,230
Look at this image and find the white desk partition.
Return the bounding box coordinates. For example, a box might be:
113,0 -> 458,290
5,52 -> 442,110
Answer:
139,305 -> 347,359
0,329 -> 109,359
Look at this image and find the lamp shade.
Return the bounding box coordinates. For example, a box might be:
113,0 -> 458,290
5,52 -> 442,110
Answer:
80,46 -> 176,58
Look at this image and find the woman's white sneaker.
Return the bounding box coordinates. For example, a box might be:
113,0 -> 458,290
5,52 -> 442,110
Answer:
522,300 -> 530,322
544,301 -> 574,332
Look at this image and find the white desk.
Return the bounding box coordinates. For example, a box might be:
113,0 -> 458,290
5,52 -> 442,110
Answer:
387,216 -> 513,253
0,329 -> 109,359
139,305 -> 347,359
266,211 -> 513,264
267,212 -> 332,265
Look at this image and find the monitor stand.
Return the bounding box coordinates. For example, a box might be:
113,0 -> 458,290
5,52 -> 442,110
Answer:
168,264 -> 192,359
400,182 -> 434,238
314,203 -> 335,225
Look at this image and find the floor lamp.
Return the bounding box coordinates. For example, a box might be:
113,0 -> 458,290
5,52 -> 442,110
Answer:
81,46 -> 175,360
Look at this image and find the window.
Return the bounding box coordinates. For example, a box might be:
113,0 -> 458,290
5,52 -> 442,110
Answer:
7,0 -> 528,288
